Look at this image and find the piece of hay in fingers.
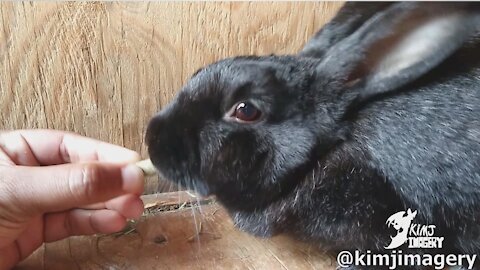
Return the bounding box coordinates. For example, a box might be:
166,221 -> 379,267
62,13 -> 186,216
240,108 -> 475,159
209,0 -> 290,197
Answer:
135,159 -> 157,176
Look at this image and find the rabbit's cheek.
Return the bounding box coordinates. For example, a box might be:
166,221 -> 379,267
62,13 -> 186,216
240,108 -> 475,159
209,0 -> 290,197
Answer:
201,130 -> 276,210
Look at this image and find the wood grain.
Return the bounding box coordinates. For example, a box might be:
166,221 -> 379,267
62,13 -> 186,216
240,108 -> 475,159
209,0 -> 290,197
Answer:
18,192 -> 336,270
0,2 -> 343,192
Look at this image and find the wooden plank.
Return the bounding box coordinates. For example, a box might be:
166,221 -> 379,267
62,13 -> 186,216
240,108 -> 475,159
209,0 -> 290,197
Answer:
17,192 -> 335,269
0,2 -> 343,193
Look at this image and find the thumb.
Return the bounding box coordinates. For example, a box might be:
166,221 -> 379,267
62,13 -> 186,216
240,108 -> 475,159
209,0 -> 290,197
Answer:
1,163 -> 144,215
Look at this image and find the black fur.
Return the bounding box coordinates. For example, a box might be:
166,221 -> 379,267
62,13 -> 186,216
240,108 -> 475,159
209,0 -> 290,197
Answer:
146,2 -> 480,268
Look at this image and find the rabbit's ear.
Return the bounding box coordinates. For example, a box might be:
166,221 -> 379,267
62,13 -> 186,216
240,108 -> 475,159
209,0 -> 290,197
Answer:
300,2 -> 393,59
317,2 -> 480,105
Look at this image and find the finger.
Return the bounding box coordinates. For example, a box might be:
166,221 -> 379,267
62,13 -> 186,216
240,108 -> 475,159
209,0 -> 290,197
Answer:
0,130 -> 140,166
83,194 -> 144,219
0,131 -> 40,166
2,163 -> 144,215
0,245 -> 20,270
43,209 -> 127,242
106,195 -> 144,219
11,215 -> 43,259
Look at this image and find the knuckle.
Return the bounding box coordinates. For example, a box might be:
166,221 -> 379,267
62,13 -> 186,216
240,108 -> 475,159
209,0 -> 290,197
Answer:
69,164 -> 102,203
63,211 -> 75,237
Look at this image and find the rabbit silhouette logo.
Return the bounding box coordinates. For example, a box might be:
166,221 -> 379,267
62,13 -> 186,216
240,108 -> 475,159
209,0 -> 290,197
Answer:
385,209 -> 417,249
385,209 -> 444,250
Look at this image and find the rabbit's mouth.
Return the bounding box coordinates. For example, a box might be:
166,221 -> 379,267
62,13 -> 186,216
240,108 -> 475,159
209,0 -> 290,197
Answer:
147,150 -> 211,196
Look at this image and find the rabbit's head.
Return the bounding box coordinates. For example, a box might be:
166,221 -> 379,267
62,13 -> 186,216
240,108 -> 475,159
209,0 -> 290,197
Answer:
147,3 -> 480,213
146,56 -> 327,211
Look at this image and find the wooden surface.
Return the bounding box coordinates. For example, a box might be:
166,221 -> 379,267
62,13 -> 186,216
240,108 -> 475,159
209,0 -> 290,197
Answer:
18,192 -> 335,270
0,2 -> 343,193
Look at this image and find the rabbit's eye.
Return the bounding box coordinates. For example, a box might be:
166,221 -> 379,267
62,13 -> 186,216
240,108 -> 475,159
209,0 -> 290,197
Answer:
232,102 -> 261,122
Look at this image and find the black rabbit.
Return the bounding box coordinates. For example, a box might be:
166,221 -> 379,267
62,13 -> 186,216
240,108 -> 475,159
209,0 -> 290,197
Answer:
146,2 -> 480,269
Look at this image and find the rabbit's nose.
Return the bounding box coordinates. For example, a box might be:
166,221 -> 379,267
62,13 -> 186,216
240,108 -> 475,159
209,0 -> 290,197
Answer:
146,114 -> 179,156
145,114 -> 163,148
146,113 -> 194,148
145,112 -> 199,170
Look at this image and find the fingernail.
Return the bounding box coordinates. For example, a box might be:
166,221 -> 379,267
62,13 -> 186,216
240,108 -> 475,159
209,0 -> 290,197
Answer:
127,197 -> 145,219
121,165 -> 144,194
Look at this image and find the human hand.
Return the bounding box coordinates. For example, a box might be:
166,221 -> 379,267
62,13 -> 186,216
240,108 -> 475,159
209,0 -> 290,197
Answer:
0,130 -> 145,269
